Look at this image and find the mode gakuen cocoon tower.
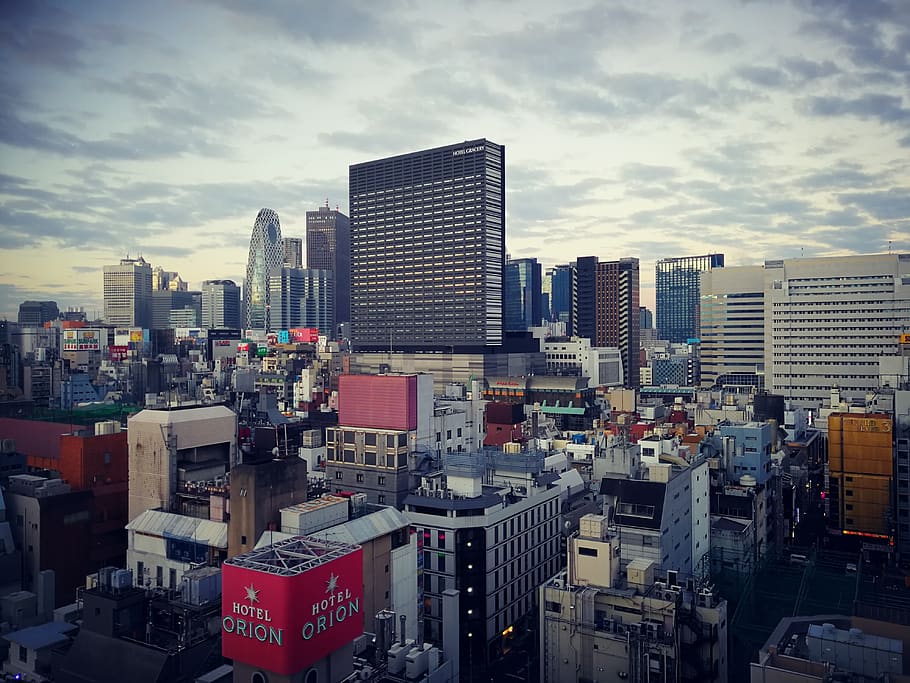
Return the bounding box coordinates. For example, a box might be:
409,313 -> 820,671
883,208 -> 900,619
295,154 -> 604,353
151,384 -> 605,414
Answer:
244,208 -> 283,332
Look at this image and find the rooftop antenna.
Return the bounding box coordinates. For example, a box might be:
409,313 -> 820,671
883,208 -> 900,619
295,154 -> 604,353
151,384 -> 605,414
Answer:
325,198 -> 329,208
889,240 -> 893,253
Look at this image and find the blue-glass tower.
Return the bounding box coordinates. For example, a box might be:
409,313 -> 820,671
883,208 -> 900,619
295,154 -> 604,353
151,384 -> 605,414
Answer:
655,254 -> 724,343
505,257 -> 542,331
243,208 -> 283,331
549,264 -> 575,335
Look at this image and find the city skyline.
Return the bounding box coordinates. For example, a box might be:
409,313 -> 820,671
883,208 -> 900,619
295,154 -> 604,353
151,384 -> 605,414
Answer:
2,0 -> 910,319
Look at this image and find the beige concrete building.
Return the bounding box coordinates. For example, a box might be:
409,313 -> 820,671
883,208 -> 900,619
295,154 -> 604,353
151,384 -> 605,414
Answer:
540,514 -> 728,683
127,406 -> 237,521
700,265 -> 765,391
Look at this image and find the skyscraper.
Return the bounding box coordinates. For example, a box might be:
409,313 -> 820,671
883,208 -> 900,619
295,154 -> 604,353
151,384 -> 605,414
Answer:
505,257 -> 542,331
201,280 -> 241,329
269,267 -> 334,335
596,258 -> 640,388
765,253 -> 910,407
282,237 -> 303,269
349,139 -> 505,351
18,301 -> 59,327
655,253 -> 724,343
103,257 -> 152,328
243,208 -> 283,332
306,202 -> 350,330
575,256 -> 598,342
639,306 -> 653,330
549,264 -> 576,335
699,266 -> 764,390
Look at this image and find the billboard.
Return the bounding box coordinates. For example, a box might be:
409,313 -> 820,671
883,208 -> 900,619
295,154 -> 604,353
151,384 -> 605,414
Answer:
222,540 -> 363,675
277,330 -> 290,344
109,345 -> 129,361
338,374 -> 418,431
63,328 -> 102,351
289,327 -> 319,343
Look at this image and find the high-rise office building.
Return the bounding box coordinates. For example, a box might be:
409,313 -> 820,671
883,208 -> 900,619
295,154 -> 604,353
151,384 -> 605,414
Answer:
17,301 -> 59,327
349,139 -> 505,351
201,280 -> 241,329
243,208 -> 283,332
151,267 -> 186,292
282,237 -> 303,269
765,253 -> 910,406
103,257 -> 152,328
656,254 -> 724,343
575,257 -> 597,342
150,289 -> 200,329
268,267 -> 334,335
549,264 -> 576,335
505,257 -> 542,331
597,258 -> 641,388
699,266 -> 765,390
306,202 -> 350,330
639,306 -> 653,330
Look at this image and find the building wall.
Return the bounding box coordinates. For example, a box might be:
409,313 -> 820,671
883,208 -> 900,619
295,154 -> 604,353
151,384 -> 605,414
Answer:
349,140 -> 505,351
127,408 -> 236,521
228,458 -> 307,557
765,254 -> 910,407
656,253 -> 724,343
828,413 -> 893,536
700,266 -> 764,390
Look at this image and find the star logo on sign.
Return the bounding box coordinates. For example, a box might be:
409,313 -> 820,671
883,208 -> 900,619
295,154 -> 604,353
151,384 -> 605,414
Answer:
244,584 -> 260,605
325,573 -> 339,594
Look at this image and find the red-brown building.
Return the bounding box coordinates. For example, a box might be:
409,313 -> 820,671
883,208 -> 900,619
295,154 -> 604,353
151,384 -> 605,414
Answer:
0,418 -> 128,570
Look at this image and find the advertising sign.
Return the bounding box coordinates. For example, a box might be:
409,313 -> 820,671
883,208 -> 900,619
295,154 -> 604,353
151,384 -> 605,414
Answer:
129,329 -> 143,343
109,345 -> 129,361
237,342 -> 250,353
63,328 -> 101,351
114,328 -> 131,346
222,543 -> 363,675
289,327 -> 319,343
277,330 -> 290,344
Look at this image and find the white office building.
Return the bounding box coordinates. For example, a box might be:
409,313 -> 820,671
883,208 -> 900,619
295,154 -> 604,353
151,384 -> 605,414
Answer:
542,336 -> 624,387
764,254 -> 910,407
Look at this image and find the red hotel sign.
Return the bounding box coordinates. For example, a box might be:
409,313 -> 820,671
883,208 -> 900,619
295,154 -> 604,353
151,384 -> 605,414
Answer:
222,546 -> 363,674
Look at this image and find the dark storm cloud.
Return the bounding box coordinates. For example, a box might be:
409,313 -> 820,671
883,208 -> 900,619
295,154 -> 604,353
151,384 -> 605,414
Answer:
700,33 -> 745,53
0,2 -> 86,71
781,57 -> 840,81
800,94 -> 910,124
207,0 -> 410,46
838,189 -> 910,221
795,163 -> 891,191
472,4 -> 655,84
735,66 -> 789,88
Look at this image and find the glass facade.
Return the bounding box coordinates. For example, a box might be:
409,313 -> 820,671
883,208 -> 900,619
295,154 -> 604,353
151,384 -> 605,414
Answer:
656,254 -> 724,343
243,208 -> 283,331
306,204 -> 351,328
269,267 -> 334,335
505,257 -> 542,331
549,265 -> 575,335
349,139 -> 505,350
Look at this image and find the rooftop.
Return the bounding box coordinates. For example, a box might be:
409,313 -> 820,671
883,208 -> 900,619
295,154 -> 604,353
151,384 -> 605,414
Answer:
4,621 -> 78,650
226,535 -> 360,577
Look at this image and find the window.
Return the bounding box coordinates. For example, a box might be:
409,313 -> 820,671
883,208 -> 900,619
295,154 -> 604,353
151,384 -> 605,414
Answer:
156,566 -> 163,586
378,495 -> 386,504
19,646 -> 27,663
241,535 -> 247,545
356,473 -> 364,483
335,471 -> 343,480
137,561 -> 144,583
378,475 -> 386,486
169,568 -> 176,589
578,546 -> 598,557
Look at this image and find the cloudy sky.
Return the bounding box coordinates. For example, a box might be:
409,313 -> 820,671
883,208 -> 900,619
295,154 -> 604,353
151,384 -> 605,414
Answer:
2,0 -> 909,320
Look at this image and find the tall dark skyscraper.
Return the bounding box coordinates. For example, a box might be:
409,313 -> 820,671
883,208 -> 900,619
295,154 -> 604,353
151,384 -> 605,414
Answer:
574,256 -> 598,342
18,301 -> 59,326
282,237 -> 303,269
505,257 -> 542,331
243,208 -> 283,331
640,306 -> 653,330
349,139 -> 505,351
306,202 -> 350,329
597,258 -> 640,388
656,253 -> 724,343
549,264 -> 576,335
